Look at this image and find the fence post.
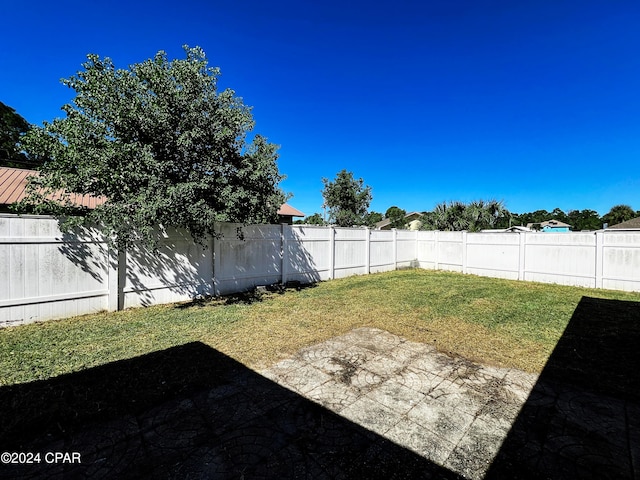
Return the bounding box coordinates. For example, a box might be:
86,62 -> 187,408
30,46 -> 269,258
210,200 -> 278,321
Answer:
107,243 -> 119,311
518,232 -> 526,281
107,233 -> 127,312
212,224 -> 220,296
365,227 -> 371,274
281,223 -> 288,285
118,251 -> 126,310
434,231 -> 439,270
595,231 -> 604,289
329,226 -> 335,280
462,231 -> 468,274
393,228 -> 398,270
415,229 -> 419,267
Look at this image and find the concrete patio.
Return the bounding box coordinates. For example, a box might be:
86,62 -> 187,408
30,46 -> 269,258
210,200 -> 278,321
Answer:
2,324 -> 637,479
262,327 -> 537,479
262,326 -> 638,479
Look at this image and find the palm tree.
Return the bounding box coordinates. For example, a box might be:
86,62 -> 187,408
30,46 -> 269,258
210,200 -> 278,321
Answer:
421,200 -> 509,231
484,199 -> 508,229
602,204 -> 636,226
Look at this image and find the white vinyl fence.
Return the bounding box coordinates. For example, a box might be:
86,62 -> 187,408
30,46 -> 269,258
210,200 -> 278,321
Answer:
1,213 -> 639,327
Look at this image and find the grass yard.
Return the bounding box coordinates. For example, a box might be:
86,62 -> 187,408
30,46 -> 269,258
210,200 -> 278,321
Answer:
2,268 -> 640,386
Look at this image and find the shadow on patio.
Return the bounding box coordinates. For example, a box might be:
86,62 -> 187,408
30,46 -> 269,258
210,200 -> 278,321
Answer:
486,296 -> 640,479
0,342 -> 462,479
1,295 -> 638,479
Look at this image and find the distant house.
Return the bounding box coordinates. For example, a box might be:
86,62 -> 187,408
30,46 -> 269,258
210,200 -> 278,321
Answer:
375,212 -> 423,230
526,220 -> 572,232
608,217 -> 640,230
481,226 -> 532,233
276,203 -> 305,224
0,166 -> 104,212
1,166 -> 303,226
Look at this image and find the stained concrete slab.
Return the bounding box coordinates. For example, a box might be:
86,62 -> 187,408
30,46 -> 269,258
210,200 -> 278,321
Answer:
262,327 -> 536,478
263,327 -> 639,480
2,326 -> 637,479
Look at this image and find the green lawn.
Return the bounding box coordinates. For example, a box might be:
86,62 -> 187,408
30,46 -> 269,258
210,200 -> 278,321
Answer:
2,269 -> 640,386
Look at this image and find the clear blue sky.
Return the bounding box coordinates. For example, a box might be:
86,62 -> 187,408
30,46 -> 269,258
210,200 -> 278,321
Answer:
2,0 -> 639,217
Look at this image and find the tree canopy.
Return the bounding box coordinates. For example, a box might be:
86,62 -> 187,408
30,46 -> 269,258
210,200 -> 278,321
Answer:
321,170 -> 372,227
298,213 -> 324,225
384,206 -> 407,229
0,101 -> 39,169
17,46 -> 285,248
566,209 -> 602,231
364,211 -> 383,227
602,204 -> 637,227
420,200 -> 509,231
511,206 -> 636,231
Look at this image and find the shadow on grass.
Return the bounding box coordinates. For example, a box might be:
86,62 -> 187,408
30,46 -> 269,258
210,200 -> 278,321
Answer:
486,296 -> 640,479
175,281 -> 318,309
0,342 -> 461,479
4,296 -> 638,479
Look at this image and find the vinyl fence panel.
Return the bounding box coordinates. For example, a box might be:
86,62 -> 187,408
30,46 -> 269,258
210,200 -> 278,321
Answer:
396,230 -> 418,268
334,228 -> 367,279
601,231 -> 640,292
0,215 -> 109,326
466,233 -> 521,280
2,213 -> 639,328
369,229 -> 395,273
214,223 -> 282,295
523,233 -> 596,288
416,231 -> 437,269
123,228 -> 213,308
286,226 -> 331,283
435,231 -> 464,272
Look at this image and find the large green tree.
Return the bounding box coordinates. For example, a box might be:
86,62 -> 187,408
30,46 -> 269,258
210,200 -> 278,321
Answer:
602,204 -> 636,227
364,211 -> 383,227
298,213 -> 324,225
321,169 -> 372,227
567,209 -> 602,231
0,101 -> 36,168
384,206 -> 407,229
18,46 -> 285,248
513,210 -> 548,226
513,207 -> 582,229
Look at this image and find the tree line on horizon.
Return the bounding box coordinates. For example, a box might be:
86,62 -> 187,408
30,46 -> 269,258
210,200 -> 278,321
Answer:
301,199 -> 638,231
300,170 -> 638,231
2,92 -> 636,236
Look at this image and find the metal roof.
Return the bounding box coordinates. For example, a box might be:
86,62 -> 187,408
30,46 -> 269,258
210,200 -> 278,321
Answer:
2,167 -> 303,216
0,166 -> 106,209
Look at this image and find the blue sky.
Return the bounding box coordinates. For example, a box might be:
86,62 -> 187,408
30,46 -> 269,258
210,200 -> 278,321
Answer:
1,0 -> 639,217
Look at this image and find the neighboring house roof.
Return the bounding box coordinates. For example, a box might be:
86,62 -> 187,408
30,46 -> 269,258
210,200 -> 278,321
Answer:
375,211 -> 422,230
0,166 -> 105,209
1,167 -> 301,219
481,226 -> 532,233
608,216 -> 640,229
277,203 -> 305,218
0,166 -> 31,205
526,220 -> 572,229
